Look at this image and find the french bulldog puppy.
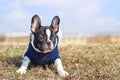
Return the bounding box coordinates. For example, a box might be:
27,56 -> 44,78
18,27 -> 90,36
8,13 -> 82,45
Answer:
17,15 -> 69,77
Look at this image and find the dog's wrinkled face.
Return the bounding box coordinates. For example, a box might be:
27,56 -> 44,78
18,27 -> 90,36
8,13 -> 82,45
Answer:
33,27 -> 56,52
31,15 -> 60,53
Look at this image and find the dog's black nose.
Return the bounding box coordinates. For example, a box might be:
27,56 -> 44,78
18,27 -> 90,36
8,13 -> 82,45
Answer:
47,41 -> 51,46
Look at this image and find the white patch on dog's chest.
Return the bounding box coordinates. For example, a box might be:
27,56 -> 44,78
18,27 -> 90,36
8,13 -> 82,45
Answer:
46,29 -> 51,41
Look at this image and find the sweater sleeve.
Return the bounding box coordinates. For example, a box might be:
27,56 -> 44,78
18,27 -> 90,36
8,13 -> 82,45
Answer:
24,43 -> 33,60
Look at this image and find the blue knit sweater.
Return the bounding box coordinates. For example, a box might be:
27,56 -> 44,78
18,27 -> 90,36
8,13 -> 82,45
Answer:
24,36 -> 60,66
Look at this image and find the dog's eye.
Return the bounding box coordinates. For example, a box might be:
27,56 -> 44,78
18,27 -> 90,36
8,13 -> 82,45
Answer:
39,35 -> 44,38
39,35 -> 44,42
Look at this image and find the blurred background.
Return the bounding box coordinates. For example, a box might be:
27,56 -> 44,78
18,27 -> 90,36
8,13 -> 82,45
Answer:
0,1 -> 120,79
0,0 -> 120,43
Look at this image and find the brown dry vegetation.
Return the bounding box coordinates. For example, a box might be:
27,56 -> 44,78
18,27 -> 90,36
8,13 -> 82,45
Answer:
0,35 -> 120,80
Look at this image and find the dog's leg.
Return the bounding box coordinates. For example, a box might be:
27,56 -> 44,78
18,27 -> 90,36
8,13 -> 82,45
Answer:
54,58 -> 69,77
17,56 -> 30,74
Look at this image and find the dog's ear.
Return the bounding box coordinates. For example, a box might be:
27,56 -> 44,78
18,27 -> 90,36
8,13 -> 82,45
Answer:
50,16 -> 60,34
31,15 -> 41,33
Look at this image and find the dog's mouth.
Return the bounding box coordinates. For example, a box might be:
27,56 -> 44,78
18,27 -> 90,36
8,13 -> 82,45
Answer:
43,44 -> 54,53
44,46 -> 52,50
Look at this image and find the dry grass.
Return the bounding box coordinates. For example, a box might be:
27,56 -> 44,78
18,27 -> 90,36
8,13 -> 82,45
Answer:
0,35 -> 120,80
0,34 -> 6,42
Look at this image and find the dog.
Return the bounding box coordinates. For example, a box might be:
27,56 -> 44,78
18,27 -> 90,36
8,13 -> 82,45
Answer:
17,15 -> 69,77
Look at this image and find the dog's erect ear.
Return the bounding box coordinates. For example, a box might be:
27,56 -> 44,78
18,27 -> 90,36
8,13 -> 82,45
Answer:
50,16 -> 60,34
31,15 -> 41,33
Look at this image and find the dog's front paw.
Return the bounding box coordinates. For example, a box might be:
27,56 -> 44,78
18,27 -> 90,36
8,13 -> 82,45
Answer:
16,66 -> 27,75
58,70 -> 69,78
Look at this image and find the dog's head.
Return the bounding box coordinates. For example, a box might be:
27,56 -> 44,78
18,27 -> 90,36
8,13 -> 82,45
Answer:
31,15 -> 60,53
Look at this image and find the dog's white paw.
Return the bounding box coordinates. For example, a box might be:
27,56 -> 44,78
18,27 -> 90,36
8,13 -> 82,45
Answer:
58,70 -> 69,78
16,66 -> 26,75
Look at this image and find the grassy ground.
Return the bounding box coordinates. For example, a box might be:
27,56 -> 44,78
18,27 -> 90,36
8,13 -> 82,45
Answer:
0,36 -> 120,80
